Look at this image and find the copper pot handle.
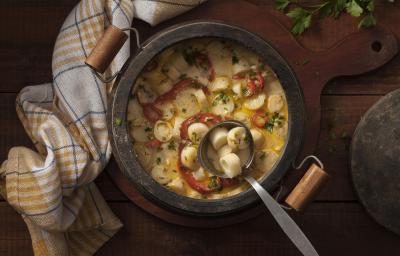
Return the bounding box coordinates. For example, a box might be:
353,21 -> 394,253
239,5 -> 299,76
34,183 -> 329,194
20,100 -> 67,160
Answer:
283,155 -> 330,211
85,25 -> 141,83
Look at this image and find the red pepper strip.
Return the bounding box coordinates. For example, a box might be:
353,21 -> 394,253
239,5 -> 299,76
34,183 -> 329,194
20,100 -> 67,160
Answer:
180,169 -> 216,194
194,53 -> 214,82
156,79 -> 194,104
256,72 -> 265,91
232,69 -> 252,80
142,104 -> 163,123
251,109 -> 268,128
145,139 -> 162,148
247,79 -> 258,96
180,113 -> 222,140
177,143 -> 215,194
138,79 -> 193,122
178,142 -> 239,194
144,60 -> 158,72
232,73 -> 245,80
221,177 -> 239,188
247,72 -> 265,96
194,54 -> 208,70
207,56 -> 215,82
202,86 -> 210,96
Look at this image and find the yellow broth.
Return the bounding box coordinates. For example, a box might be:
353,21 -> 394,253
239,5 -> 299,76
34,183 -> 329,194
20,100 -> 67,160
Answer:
127,38 -> 288,199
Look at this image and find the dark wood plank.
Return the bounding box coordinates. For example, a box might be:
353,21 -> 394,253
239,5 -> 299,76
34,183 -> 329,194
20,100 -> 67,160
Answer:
99,202 -> 399,256
1,0 -> 400,255
0,1 -> 78,46
0,47 -> 53,93
1,201 -> 399,256
316,95 -> 381,201
0,93 -> 33,158
0,203 -> 32,256
0,93 -> 383,202
0,0 -> 399,94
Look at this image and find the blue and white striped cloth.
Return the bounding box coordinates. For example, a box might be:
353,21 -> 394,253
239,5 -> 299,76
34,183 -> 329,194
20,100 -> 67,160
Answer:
0,0 -> 206,255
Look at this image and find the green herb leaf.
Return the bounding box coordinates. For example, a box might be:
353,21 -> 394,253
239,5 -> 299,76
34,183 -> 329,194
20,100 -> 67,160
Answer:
264,112 -> 285,133
319,2 -> 335,17
302,59 -> 310,65
275,0 -> 291,11
287,8 -> 312,35
358,13 -> 376,28
208,176 -> 222,190
167,140 -> 176,150
213,92 -> 230,106
366,1 -> 374,12
114,117 -> 122,126
334,0 -> 347,18
276,0 -> 376,35
346,0 -> 363,17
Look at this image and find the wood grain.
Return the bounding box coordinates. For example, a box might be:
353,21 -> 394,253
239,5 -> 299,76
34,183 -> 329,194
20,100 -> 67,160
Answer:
0,0 -> 399,95
1,202 -> 399,256
1,0 -> 400,255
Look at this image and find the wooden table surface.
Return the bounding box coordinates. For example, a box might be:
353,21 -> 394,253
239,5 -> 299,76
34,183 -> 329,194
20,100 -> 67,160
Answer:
1,1 -> 400,255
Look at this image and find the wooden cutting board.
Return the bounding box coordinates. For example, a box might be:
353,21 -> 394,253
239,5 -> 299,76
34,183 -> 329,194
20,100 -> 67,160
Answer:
107,0 -> 398,227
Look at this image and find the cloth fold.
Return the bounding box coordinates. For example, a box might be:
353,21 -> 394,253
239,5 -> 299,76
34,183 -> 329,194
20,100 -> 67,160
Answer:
0,0 -> 206,255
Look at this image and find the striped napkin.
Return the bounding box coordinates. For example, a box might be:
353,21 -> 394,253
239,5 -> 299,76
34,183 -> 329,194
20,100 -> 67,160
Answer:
0,0 -> 206,255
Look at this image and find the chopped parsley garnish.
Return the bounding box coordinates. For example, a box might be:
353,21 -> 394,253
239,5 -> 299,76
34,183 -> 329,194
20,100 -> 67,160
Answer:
167,140 -> 176,150
182,108 -> 187,113
156,157 -> 161,165
114,117 -> 122,126
302,59 -> 310,66
182,47 -> 211,71
259,152 -> 266,160
144,127 -> 152,132
182,47 -> 200,65
264,112 -> 285,133
191,132 -> 199,143
208,176 -> 222,190
244,133 -> 251,144
212,92 -> 230,106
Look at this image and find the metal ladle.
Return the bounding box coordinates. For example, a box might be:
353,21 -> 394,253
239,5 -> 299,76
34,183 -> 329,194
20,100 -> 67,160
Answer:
198,120 -> 318,256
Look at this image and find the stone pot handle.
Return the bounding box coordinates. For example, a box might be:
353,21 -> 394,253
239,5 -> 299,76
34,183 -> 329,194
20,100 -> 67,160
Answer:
85,25 -> 330,212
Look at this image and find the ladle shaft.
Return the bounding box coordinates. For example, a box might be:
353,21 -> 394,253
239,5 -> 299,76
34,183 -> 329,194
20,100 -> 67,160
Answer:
244,175 -> 318,256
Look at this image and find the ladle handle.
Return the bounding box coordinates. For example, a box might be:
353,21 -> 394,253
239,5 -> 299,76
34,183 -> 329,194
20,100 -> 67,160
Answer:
244,175 -> 319,256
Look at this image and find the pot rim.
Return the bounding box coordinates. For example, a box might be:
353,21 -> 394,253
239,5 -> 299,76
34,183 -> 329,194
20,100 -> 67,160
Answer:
108,20 -> 306,216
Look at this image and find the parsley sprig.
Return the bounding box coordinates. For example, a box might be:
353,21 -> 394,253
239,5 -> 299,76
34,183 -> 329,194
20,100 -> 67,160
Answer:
276,0 -> 376,35
265,112 -> 285,133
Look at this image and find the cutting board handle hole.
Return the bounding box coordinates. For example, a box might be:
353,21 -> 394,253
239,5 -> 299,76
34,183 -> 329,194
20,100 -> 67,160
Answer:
371,41 -> 382,52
